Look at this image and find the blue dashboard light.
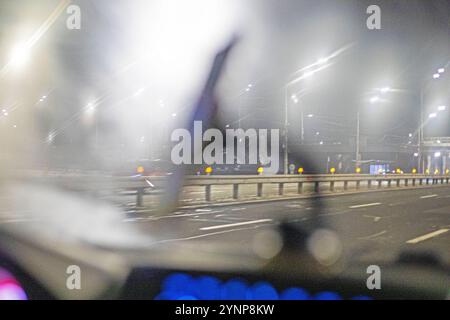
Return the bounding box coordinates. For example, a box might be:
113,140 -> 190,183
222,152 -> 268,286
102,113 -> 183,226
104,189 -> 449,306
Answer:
220,279 -> 249,300
161,273 -> 195,299
177,295 -> 198,300
156,273 -> 365,301
247,282 -> 279,300
162,273 -> 193,292
351,295 -> 373,300
194,276 -> 221,300
280,287 -> 310,300
314,291 -> 342,300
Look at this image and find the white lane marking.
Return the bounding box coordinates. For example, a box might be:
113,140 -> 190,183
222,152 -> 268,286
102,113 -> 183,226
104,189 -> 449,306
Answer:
150,225 -> 271,245
231,207 -> 246,211
200,219 -> 273,231
406,229 -> 449,244
349,202 -> 382,209
195,209 -> 212,212
363,215 -> 381,222
359,230 -> 387,240
420,194 -> 438,199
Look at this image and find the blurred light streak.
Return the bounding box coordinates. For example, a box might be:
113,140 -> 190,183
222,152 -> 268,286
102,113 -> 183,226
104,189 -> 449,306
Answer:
0,0 -> 71,77
291,43 -> 355,77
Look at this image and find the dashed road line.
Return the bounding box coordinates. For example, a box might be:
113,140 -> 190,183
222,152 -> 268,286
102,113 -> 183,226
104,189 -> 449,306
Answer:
406,229 -> 449,244
349,202 -> 382,209
363,215 -> 382,222
359,230 -> 387,240
149,225 -> 275,245
420,194 -> 438,199
199,219 -> 273,231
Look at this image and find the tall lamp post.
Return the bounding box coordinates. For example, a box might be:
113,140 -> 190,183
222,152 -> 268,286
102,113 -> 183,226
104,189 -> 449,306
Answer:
418,66 -> 446,173
283,62 -> 327,174
283,86 -> 289,174
355,94 -> 384,171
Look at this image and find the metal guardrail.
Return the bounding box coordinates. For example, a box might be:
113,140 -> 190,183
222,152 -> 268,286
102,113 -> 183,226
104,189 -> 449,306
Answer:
27,173 -> 450,207
184,174 -> 450,203
19,174 -> 450,207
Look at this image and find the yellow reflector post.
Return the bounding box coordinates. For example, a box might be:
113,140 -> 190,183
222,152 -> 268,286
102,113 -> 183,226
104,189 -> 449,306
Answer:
355,167 -> 361,174
257,167 -> 264,174
298,167 -> 304,174
137,166 -> 145,174
330,167 -> 336,174
205,166 -> 213,174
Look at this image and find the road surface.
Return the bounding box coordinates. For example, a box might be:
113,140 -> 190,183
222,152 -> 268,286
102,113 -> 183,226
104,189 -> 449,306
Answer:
1,184 -> 449,266
124,186 -> 450,265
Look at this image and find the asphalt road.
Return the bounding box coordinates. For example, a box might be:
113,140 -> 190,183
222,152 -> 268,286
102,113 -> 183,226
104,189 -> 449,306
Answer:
124,186 -> 450,265
0,183 -> 449,266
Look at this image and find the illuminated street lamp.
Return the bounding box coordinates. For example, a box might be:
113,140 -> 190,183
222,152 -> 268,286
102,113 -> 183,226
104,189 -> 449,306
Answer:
317,57 -> 329,65
370,96 -> 380,104
133,88 -> 145,97
437,68 -> 445,74
433,73 -> 440,79
428,112 -> 437,119
9,43 -> 31,70
437,105 -> 447,111
356,88 -> 389,168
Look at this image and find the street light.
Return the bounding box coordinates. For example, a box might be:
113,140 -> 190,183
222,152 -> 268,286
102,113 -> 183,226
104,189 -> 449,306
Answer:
85,103 -> 96,114
133,88 -> 145,97
356,87 -> 390,169
370,96 -> 380,104
283,55 -> 335,174
317,57 -> 329,65
437,105 -> 447,111
9,43 -> 31,70
419,66 -> 448,173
